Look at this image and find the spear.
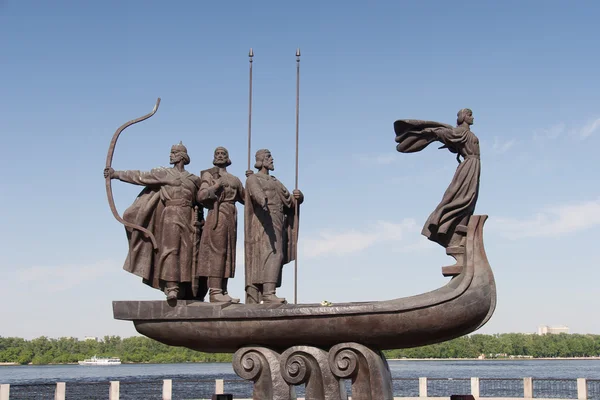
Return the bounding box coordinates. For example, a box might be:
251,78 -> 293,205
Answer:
247,48 -> 254,172
244,48 -> 260,305
294,48 -> 301,304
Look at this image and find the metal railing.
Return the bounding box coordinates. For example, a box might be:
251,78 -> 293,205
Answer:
1,377 -> 598,399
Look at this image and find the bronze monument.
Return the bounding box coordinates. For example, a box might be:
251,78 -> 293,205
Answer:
244,149 -> 304,304
108,52 -> 496,400
196,146 -> 244,304
394,108 -> 481,276
104,141 -> 202,301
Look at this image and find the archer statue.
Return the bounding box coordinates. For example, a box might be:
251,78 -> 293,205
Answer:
394,108 -> 480,272
104,142 -> 203,301
104,98 -> 206,301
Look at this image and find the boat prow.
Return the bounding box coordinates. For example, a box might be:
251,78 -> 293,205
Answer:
113,215 -> 495,352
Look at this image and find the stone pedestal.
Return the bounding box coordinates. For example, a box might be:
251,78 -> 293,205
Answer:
232,342 -> 392,400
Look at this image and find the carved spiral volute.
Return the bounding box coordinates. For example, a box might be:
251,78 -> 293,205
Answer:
281,352 -> 312,385
329,347 -> 360,380
232,348 -> 265,381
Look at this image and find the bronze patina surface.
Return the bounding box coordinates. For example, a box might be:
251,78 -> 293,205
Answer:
107,96 -> 496,400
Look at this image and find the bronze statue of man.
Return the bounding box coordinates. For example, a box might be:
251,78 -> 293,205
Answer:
244,149 -> 304,304
394,109 -> 480,269
103,142 -> 202,301
196,147 -> 244,303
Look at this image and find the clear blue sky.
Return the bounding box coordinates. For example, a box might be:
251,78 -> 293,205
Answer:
1,0 -> 599,339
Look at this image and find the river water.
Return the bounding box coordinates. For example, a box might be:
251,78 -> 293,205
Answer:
1,359 -> 599,399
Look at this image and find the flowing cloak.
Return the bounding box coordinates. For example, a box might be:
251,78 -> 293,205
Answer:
196,167 -> 244,279
394,119 -> 481,247
244,173 -> 299,289
120,167 -> 201,289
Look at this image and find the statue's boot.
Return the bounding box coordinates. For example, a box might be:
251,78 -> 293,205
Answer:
164,282 -> 179,301
221,292 -> 240,303
208,277 -> 236,303
222,278 -> 240,304
441,224 -> 468,277
245,285 -> 261,304
262,283 -> 287,304
209,288 -> 235,303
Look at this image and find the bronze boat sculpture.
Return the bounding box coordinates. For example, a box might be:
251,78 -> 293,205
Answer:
113,215 -> 495,353
108,97 -> 495,400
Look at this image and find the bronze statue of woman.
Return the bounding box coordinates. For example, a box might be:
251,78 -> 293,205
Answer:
394,108 -> 480,271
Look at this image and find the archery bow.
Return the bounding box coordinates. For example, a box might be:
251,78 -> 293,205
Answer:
105,98 -> 161,250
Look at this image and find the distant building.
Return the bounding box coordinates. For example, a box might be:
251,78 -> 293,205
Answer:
84,336 -> 99,341
537,325 -> 569,335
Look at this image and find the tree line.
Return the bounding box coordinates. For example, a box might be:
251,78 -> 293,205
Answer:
384,333 -> 600,359
1,333 -> 599,365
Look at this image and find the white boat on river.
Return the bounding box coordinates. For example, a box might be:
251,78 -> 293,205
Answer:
78,356 -> 121,366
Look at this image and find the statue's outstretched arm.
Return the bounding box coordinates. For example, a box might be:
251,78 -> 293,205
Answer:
115,168 -> 170,186
394,120 -> 453,153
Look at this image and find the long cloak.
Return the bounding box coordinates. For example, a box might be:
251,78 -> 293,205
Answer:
122,186 -> 165,289
244,174 -> 298,291
196,167 -> 243,279
120,168 -> 200,290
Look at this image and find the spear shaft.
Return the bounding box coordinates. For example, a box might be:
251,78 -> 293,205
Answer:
294,48 -> 301,304
247,48 -> 254,172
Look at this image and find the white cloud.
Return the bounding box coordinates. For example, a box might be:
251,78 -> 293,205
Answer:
17,260 -> 113,292
492,137 -> 516,154
533,118 -> 600,142
492,198 -> 600,239
578,118 -> 600,139
533,123 -> 565,141
302,230 -> 378,257
300,219 -> 420,258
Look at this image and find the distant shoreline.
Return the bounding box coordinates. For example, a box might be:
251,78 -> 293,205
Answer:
2,357 -> 599,366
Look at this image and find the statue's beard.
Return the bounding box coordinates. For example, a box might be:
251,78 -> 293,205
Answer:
213,158 -> 228,167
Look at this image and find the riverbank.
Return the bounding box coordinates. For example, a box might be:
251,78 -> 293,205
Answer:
3,333 -> 599,366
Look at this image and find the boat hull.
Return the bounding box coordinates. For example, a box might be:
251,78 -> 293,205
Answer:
78,362 -> 121,366
78,358 -> 121,366
114,215 -> 495,353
